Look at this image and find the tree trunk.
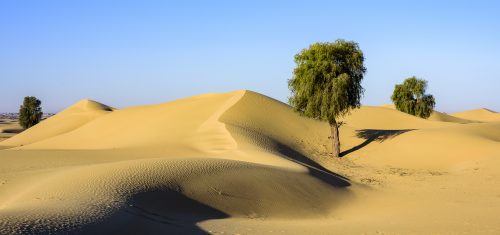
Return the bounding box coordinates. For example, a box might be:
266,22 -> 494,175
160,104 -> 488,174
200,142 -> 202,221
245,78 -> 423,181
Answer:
329,120 -> 341,158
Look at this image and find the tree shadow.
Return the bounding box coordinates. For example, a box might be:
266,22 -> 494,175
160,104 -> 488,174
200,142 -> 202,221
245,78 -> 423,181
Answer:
274,141 -> 350,187
340,129 -> 415,157
229,124 -> 351,188
78,190 -> 228,234
1,128 -> 24,134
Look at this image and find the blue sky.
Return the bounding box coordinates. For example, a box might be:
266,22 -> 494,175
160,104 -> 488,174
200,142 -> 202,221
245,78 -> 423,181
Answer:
1,1 -> 499,113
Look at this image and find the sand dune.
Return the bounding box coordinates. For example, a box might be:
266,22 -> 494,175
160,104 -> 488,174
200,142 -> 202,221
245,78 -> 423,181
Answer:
380,104 -> 477,124
428,110 -> 477,123
1,100 -> 115,147
451,108 -> 500,122
1,90 -> 500,234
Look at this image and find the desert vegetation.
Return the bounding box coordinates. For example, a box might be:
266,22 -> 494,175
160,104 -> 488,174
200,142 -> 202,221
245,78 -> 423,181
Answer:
288,39 -> 366,158
391,77 -> 436,119
18,96 -> 43,129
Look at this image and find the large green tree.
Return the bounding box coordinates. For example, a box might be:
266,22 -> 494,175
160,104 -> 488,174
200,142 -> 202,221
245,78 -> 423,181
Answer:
391,76 -> 435,119
19,96 -> 43,129
288,39 -> 366,158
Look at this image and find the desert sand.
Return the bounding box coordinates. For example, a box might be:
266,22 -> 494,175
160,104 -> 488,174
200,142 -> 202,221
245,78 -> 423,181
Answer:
452,108 -> 500,123
1,90 -> 500,234
0,119 -> 22,143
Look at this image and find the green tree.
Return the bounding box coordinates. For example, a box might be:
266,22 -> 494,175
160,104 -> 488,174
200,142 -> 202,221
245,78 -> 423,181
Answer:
391,77 -> 435,119
19,96 -> 43,129
288,39 -> 366,158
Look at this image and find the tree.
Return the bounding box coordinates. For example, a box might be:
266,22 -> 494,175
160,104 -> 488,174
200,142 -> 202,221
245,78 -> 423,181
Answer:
288,39 -> 366,158
391,76 -> 435,119
19,96 -> 43,129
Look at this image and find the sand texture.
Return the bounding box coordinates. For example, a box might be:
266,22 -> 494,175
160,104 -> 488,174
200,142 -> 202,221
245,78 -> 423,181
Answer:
1,90 -> 500,234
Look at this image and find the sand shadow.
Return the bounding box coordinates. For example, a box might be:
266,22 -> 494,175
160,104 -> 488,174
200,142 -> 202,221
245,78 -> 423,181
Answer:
78,190 -> 228,234
274,141 -> 350,187
1,128 -> 24,134
229,125 -> 351,187
340,129 -> 415,157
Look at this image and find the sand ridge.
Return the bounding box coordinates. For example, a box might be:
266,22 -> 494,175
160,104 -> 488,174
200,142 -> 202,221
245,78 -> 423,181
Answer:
380,104 -> 478,124
0,100 -> 115,147
451,108 -> 500,122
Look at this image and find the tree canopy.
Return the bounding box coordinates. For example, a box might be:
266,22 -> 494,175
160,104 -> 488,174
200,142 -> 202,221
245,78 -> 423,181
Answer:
288,39 -> 366,158
19,96 -> 43,129
288,39 -> 366,123
391,77 -> 435,119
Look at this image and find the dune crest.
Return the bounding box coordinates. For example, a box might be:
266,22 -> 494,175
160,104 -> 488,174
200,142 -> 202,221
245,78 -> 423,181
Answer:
379,104 -> 476,124
63,99 -> 115,113
0,99 -> 115,147
428,110 -> 477,123
451,108 -> 500,122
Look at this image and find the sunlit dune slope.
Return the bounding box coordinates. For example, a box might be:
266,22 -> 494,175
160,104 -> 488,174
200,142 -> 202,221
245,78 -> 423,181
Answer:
428,110 -> 477,123
338,106 -> 500,169
380,104 -> 476,124
340,106 -> 454,129
451,108 -> 500,122
13,91 -> 331,165
0,100 -> 115,147
11,92 -> 243,150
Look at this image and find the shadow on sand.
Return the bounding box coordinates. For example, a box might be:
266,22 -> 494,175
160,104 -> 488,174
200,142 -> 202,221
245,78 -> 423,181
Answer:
340,129 -> 415,157
77,126 -> 354,234
1,128 -> 24,134
228,124 -> 351,188
275,141 -> 351,187
79,190 -> 228,235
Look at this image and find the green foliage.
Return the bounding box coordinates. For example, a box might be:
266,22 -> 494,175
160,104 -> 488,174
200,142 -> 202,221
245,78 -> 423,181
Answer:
19,96 -> 43,129
288,39 -> 366,123
391,77 -> 436,119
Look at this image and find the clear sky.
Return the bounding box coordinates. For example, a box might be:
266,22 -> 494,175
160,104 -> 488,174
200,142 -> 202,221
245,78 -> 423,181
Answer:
1,1 -> 499,113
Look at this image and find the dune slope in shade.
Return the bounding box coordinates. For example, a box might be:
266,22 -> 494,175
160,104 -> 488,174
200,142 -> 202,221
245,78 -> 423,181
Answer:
1,90 -> 500,234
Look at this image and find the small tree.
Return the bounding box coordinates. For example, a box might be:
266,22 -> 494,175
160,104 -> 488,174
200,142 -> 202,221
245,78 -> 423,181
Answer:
288,39 -> 366,158
19,96 -> 43,129
391,77 -> 435,118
